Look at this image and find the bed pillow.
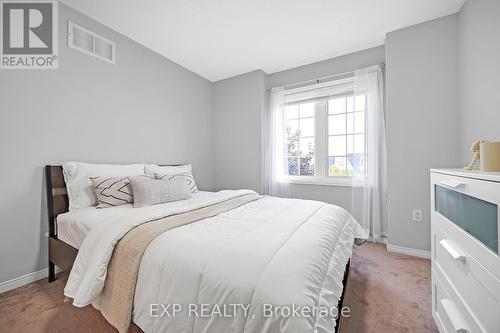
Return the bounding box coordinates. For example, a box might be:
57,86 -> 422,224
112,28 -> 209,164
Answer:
145,164 -> 191,176
146,164 -> 198,193
129,175 -> 192,208
90,176 -> 134,208
155,172 -> 198,193
62,162 -> 145,210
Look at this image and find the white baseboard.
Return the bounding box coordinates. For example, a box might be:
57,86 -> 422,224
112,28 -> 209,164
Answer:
0,268 -> 49,294
387,244 -> 431,259
0,266 -> 61,294
368,235 -> 387,244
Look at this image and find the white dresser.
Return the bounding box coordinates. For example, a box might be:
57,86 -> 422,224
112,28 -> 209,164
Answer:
431,169 -> 500,333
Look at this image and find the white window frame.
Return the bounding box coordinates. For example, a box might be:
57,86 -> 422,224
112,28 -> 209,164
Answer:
325,92 -> 368,180
280,78 -> 366,186
283,102 -> 316,178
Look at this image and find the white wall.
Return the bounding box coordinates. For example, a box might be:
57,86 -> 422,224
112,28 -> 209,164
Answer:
458,0 -> 500,164
385,15 -> 459,252
213,70 -> 266,193
0,3 -> 214,285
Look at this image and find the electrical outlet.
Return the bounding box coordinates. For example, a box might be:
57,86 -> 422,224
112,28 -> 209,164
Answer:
412,209 -> 423,222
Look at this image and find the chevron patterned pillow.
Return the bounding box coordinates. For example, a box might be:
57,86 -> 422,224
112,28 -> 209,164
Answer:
155,172 -> 198,193
90,176 -> 134,208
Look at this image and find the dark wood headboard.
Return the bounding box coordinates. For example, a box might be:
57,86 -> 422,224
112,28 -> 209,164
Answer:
45,165 -> 69,238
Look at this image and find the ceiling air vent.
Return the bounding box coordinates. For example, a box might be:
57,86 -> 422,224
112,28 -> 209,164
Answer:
68,21 -> 116,64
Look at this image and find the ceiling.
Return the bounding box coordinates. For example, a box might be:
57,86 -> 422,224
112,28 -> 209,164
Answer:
61,0 -> 465,82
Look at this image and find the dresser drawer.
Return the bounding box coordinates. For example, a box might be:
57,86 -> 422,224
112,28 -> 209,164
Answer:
432,271 -> 481,333
431,172 -> 500,277
433,271 -> 473,333
432,224 -> 500,332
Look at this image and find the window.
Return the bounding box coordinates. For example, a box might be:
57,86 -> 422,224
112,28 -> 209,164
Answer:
281,79 -> 367,184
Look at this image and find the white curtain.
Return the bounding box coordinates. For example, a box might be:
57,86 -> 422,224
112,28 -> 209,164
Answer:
263,87 -> 290,197
350,65 -> 387,242
263,66 -> 387,241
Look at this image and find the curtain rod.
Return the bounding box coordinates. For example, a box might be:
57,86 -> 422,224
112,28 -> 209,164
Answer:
267,62 -> 385,92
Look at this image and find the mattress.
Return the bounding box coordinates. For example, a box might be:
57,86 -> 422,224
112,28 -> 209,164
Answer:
56,191 -> 220,249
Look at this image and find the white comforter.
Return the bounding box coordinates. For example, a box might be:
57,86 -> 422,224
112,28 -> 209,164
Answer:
64,190 -> 366,333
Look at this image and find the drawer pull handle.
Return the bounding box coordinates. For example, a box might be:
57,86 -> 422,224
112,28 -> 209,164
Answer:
440,239 -> 467,261
439,179 -> 466,189
440,298 -> 468,333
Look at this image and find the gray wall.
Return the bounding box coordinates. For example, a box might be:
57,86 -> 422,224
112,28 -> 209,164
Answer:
266,46 -> 385,210
267,46 -> 385,88
458,0 -> 500,164
212,46 -> 385,211
212,3 -> 497,255
213,70 -> 266,193
0,3 -> 214,284
385,15 -> 459,252
4,0 -> 493,286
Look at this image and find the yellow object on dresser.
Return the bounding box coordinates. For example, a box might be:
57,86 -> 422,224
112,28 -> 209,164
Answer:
480,141 -> 500,172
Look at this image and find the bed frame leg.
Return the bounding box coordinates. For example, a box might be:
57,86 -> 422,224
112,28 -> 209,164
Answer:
48,261 -> 55,282
335,260 -> 351,333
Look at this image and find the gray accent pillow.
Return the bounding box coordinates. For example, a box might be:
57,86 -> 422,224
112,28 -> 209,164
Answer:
155,172 -> 198,193
90,176 -> 134,208
129,175 -> 192,208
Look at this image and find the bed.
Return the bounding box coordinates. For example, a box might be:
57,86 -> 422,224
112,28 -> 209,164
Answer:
45,165 -> 365,333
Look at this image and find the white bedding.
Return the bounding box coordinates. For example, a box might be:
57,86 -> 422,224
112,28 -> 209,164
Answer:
57,191 -> 222,249
63,191 -> 366,333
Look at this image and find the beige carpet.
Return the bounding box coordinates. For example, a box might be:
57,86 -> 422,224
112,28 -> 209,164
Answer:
339,243 -> 437,333
0,242 -> 437,333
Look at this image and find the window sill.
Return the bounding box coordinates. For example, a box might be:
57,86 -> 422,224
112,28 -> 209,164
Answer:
282,178 -> 356,187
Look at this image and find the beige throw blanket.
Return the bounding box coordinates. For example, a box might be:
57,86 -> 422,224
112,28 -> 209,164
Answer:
93,194 -> 261,333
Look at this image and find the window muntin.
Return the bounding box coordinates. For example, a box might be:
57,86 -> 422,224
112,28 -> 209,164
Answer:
279,79 -> 367,183
285,102 -> 316,176
327,94 -> 366,177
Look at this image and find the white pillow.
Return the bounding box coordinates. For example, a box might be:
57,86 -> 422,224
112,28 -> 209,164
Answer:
62,162 -> 145,210
146,164 -> 198,193
145,164 -> 192,176
155,173 -> 198,194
